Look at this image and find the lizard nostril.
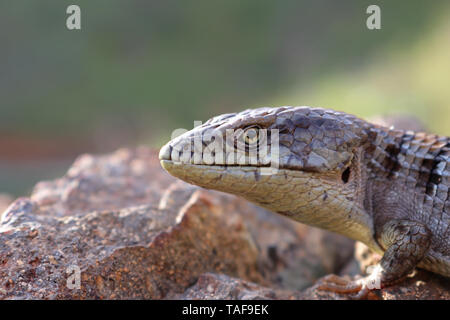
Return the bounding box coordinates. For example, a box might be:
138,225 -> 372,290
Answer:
159,144 -> 172,161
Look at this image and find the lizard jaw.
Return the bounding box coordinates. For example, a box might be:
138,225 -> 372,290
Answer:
160,159 -> 378,251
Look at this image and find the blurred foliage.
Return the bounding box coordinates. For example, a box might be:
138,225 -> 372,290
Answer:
280,6 -> 450,136
1,1 -> 449,143
0,1 -> 449,195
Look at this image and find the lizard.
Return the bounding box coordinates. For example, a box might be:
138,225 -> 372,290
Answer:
158,106 -> 450,298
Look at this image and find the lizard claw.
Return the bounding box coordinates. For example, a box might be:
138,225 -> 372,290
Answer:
316,274 -> 370,299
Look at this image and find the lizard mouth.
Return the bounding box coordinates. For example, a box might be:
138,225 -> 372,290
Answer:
160,160 -> 263,178
160,159 -> 271,200
159,142 -> 275,170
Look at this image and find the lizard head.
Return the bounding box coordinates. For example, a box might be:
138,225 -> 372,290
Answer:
159,106 -> 375,243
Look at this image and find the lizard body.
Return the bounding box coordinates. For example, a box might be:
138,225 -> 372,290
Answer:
159,106 -> 450,295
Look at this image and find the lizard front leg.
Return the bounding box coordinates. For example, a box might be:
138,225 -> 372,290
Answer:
317,219 -> 432,299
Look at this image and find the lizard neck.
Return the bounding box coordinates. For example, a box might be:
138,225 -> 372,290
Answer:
291,204 -> 382,253
362,125 -> 449,234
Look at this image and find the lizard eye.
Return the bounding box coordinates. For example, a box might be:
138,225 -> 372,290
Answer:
230,125 -> 264,152
244,128 -> 259,146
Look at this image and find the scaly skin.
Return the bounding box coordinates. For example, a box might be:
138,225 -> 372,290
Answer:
159,106 -> 450,297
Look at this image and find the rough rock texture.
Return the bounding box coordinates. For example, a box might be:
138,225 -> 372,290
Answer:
0,147 -> 448,299
173,273 -> 303,300
305,242 -> 450,300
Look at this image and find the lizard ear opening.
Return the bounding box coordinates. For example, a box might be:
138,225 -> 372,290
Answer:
341,167 -> 351,184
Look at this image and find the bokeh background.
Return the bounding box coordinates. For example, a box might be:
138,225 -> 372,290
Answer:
1,0 -> 449,196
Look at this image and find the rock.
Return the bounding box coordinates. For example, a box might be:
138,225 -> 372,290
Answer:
303,242 -> 450,300
378,270 -> 450,300
30,148 -> 175,216
0,147 -> 448,299
0,148 -> 350,299
171,273 -> 303,300
0,185 -> 264,299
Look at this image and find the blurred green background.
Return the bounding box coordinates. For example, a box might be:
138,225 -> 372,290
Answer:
1,0 -> 449,196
